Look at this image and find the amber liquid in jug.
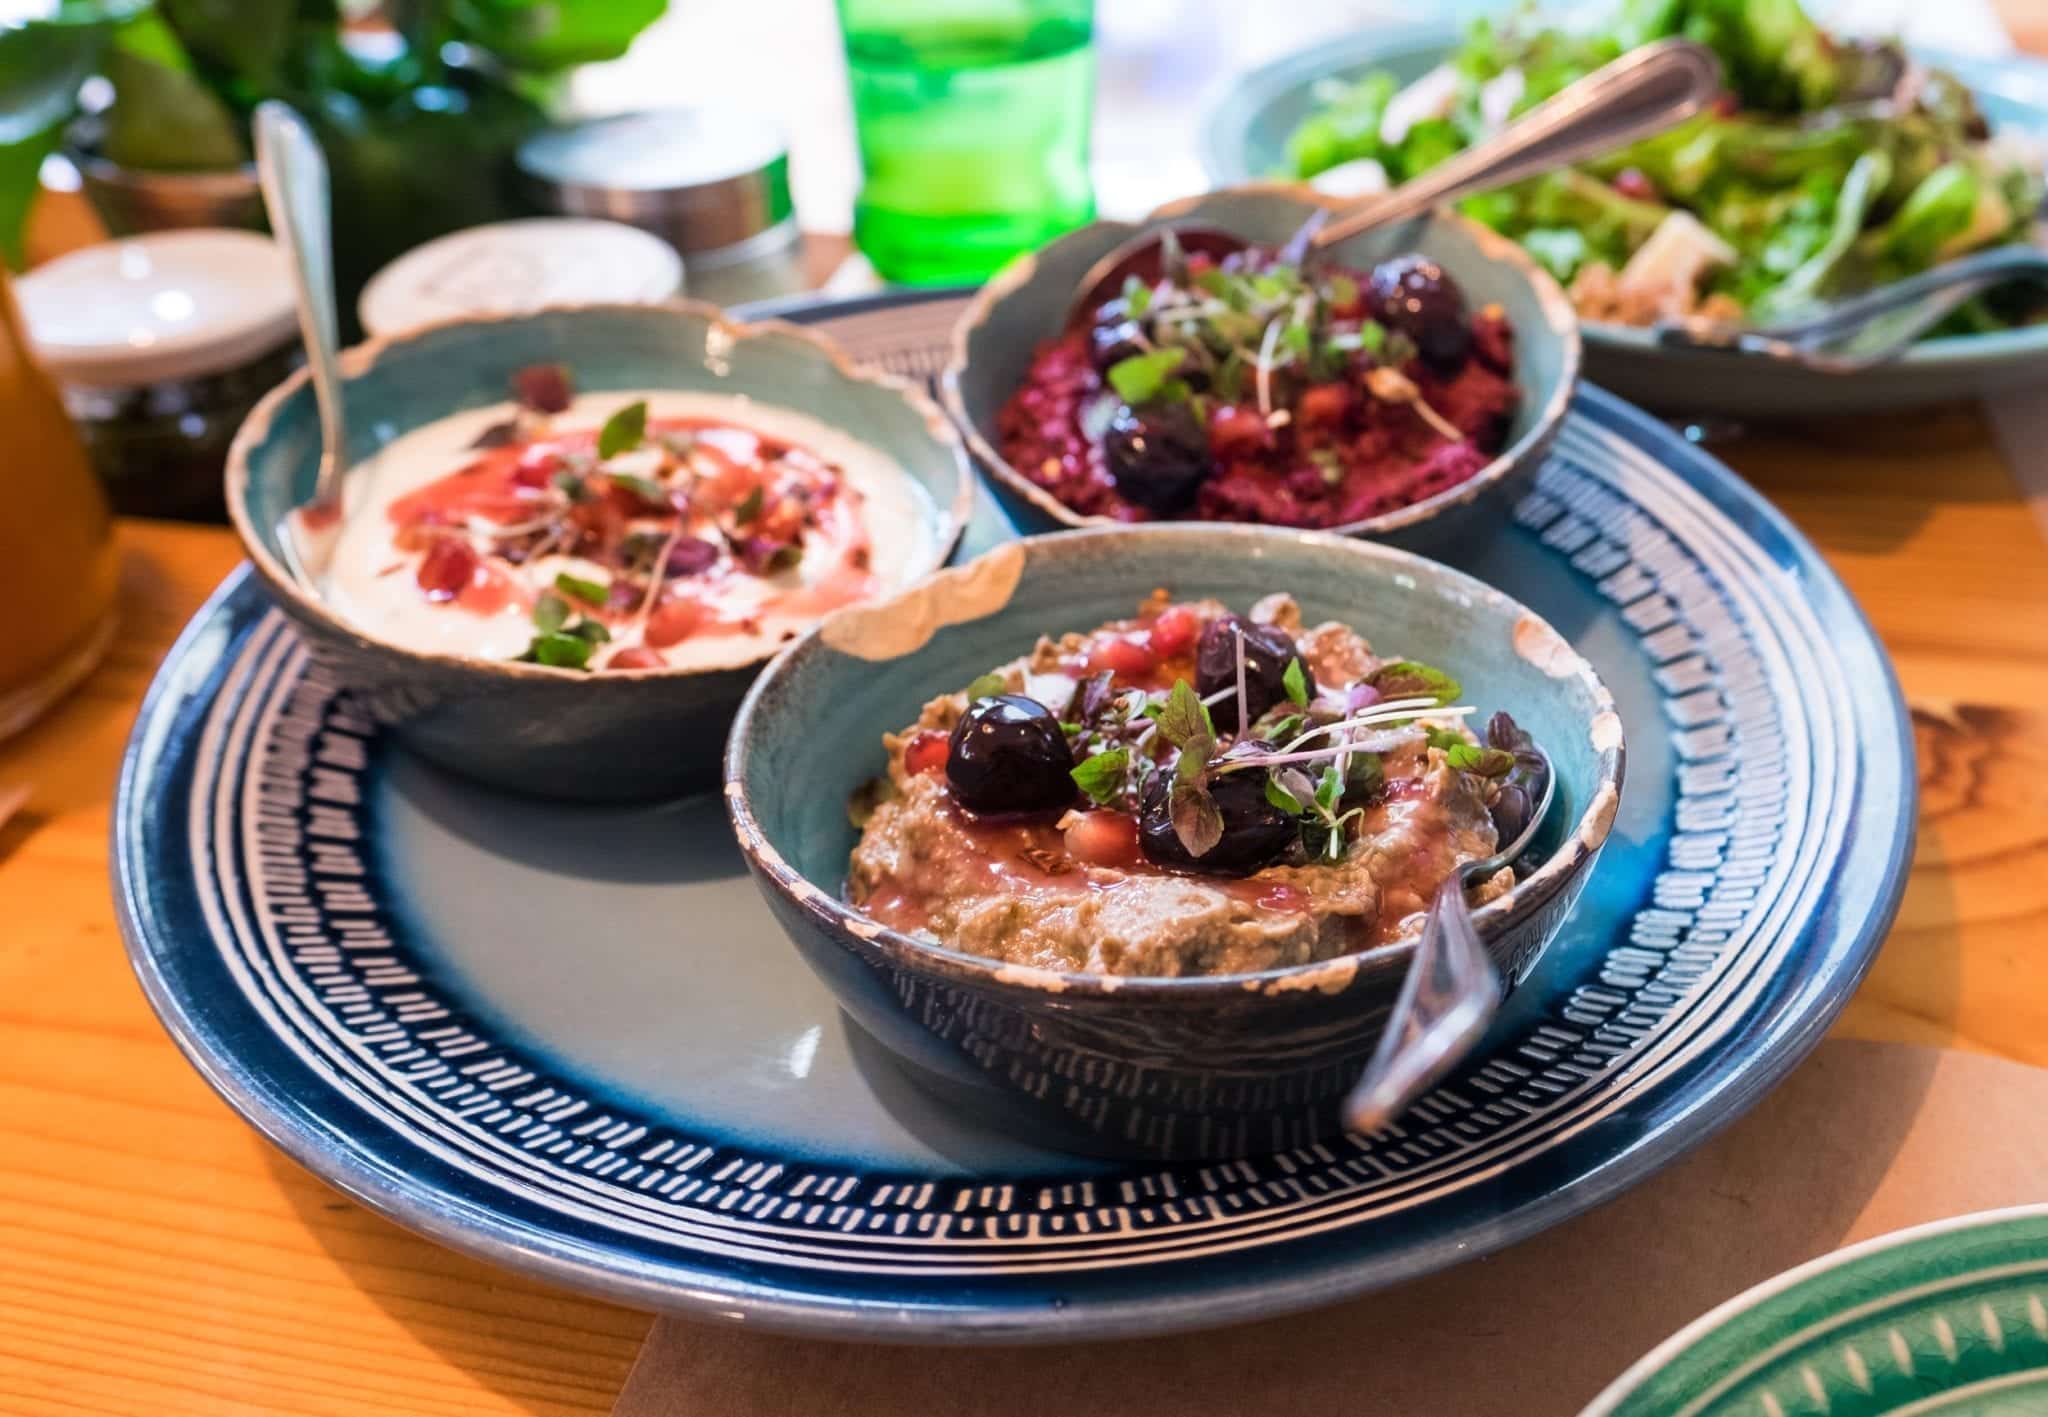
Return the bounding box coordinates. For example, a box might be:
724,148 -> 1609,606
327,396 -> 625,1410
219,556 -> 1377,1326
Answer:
0,268 -> 118,738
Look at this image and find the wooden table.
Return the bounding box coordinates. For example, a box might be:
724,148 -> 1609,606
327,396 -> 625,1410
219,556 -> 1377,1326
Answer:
7,251 -> 2048,1417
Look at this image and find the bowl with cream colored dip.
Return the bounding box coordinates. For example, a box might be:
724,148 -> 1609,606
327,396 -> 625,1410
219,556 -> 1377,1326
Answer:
726,526 -> 1624,1159
227,302 -> 972,800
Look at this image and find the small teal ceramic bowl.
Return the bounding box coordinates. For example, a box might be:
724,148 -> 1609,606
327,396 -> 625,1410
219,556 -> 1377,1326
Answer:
227,302 -> 973,801
941,187 -> 1580,558
725,525 -> 1625,1160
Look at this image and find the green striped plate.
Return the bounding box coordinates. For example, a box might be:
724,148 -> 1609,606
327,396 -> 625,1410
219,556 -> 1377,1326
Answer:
1584,1207 -> 2048,1416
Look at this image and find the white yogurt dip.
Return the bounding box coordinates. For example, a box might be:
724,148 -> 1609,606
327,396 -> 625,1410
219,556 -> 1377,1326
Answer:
318,389 -> 939,671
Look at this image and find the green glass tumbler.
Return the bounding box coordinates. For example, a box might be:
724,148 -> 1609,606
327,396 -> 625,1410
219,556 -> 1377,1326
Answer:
839,0 -> 1097,285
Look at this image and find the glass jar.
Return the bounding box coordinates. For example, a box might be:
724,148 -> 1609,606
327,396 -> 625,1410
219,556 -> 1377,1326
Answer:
17,229 -> 300,523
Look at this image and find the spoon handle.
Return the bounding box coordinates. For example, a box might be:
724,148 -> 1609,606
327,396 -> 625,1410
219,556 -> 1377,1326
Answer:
254,101 -> 346,511
1342,870 -> 1502,1135
1315,38 -> 1724,249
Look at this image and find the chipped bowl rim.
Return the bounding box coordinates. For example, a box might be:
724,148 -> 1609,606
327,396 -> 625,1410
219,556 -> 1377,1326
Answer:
724,523 -> 1625,1002
225,298 -> 976,683
937,186 -> 1582,540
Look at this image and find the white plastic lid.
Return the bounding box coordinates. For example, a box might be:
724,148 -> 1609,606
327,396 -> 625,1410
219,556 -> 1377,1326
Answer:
18,229 -> 297,388
358,218 -> 685,338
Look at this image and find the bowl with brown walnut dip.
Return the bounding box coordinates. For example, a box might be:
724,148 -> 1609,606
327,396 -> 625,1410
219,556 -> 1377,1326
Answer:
726,525 -> 1624,1159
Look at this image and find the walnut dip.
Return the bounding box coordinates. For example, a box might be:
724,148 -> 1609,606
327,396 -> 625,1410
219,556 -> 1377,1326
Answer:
845,591 -> 1551,978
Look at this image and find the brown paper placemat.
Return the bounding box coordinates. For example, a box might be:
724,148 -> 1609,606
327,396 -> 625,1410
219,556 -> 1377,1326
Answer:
615,1040 -> 2048,1416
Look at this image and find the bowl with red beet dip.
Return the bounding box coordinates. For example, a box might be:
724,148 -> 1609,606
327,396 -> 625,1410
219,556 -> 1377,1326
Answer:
725,526 -> 1623,1160
942,187 -> 1578,555
226,303 -> 971,801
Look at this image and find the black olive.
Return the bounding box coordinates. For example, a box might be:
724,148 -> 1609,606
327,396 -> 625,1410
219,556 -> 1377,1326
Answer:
1195,614 -> 1314,733
1368,253 -> 1471,370
945,694 -> 1076,815
1137,743 -> 1295,876
1104,401 -> 1211,514
1089,318 -> 1148,373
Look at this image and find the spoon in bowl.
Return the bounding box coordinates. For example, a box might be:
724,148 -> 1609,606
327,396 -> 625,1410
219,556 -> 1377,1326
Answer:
1066,38 -> 1724,326
1342,745 -> 1556,1135
253,100 -> 348,597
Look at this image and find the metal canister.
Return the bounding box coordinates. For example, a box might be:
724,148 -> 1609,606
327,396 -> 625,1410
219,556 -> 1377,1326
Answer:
516,110 -> 807,308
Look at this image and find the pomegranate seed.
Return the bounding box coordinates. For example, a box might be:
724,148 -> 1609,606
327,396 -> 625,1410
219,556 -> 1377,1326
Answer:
416,538 -> 479,601
512,363 -> 572,413
1147,604 -> 1202,659
1298,383 -> 1352,428
1064,810 -> 1140,868
606,646 -> 666,671
904,730 -> 950,776
1086,634 -> 1157,678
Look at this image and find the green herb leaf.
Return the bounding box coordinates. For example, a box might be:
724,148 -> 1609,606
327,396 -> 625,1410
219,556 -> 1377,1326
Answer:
597,400 -> 648,459
1264,774 -> 1306,816
1370,659 -> 1462,705
1071,748 -> 1131,806
1107,348 -> 1188,404
532,591 -> 569,634
1121,275 -> 1152,318
1154,678 -> 1214,748
657,429 -> 698,458
1346,751 -> 1384,797
609,472 -> 668,506
555,571 -> 609,605
1175,730 -> 1215,785
553,470 -> 591,503
1423,725 -> 1469,753
1265,712 -> 1306,743
1168,778 -> 1224,858
1446,743 -> 1517,777
965,672 -> 1009,700
1327,273 -> 1359,307
518,631 -> 595,670
1280,320 -> 1311,357
1358,320 -> 1387,354
1314,763 -> 1344,814
734,487 -> 765,524
1282,657 -> 1310,707
569,618 -> 612,645
765,544 -> 803,574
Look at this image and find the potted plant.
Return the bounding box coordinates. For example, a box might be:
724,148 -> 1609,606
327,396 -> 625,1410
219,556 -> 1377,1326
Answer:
0,0 -> 666,330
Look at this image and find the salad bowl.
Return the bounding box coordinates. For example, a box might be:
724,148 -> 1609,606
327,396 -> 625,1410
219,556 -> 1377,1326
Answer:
1202,20 -> 2048,417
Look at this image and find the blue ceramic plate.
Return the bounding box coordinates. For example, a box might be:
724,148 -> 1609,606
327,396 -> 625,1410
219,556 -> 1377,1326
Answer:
116,289 -> 1913,1343
1201,21 -> 2048,418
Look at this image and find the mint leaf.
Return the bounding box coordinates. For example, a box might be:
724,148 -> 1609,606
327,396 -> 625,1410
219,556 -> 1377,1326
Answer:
1282,657 -> 1310,708
734,487 -> 765,524
1071,748 -> 1130,806
555,571 -> 608,605
1264,774 -> 1305,816
965,672 -> 1009,700
1346,751 -> 1384,797
1175,730 -> 1215,785
519,631 -> 595,670
533,591 -> 569,634
1423,725 -> 1468,753
1168,778 -> 1224,858
1121,274 -> 1151,318
610,472 -> 668,506
1446,743 -> 1516,777
1106,348 -> 1187,405
569,618 -> 611,645
1314,763 -> 1343,814
1370,660 -> 1462,706
1154,678 -> 1213,748
597,400 -> 648,459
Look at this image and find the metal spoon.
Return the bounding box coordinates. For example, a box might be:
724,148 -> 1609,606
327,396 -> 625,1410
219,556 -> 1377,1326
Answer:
1653,243 -> 2048,372
1343,746 -> 1556,1135
253,100 -> 347,596
1066,38 -> 1724,325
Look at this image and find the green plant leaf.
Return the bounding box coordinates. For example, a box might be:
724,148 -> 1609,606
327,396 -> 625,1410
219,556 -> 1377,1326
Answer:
597,399 -> 647,459
100,13 -> 249,170
964,672 -> 1008,700
442,0 -> 668,73
1070,748 -> 1130,806
1282,657 -> 1309,707
554,571 -> 607,605
532,590 -> 568,633
1446,742 -> 1516,777
1264,774 -> 1305,816
1153,678 -> 1212,749
1106,348 -> 1186,405
1168,778 -> 1223,858
519,630 -> 595,669
1369,659 -> 1462,706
